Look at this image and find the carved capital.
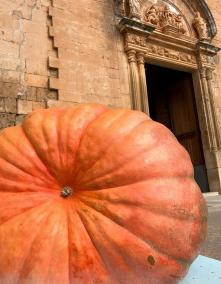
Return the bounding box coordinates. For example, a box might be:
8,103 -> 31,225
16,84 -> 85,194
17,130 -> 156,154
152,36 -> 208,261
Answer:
125,33 -> 146,47
137,53 -> 145,65
127,49 -> 137,63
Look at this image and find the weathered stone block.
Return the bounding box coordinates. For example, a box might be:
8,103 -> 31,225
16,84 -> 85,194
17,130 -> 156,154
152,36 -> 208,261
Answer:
25,74 -> 48,88
0,98 -> 5,112
47,99 -> 79,108
0,82 -> 20,97
26,86 -> 37,101
15,114 -> 26,125
5,97 -> 17,113
0,113 -> 16,129
17,99 -> 33,114
0,70 -> 20,83
32,101 -> 46,111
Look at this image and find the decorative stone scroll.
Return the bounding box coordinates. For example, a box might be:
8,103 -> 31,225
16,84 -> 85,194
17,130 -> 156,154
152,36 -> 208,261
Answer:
144,4 -> 187,35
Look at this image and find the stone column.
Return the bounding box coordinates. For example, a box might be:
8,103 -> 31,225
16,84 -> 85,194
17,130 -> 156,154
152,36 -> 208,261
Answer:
200,68 -> 217,151
127,49 -> 142,110
206,69 -> 221,149
137,53 -> 149,115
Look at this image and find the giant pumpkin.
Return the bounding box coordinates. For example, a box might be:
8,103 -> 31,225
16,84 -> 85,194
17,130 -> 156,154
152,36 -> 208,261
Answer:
0,104 -> 207,284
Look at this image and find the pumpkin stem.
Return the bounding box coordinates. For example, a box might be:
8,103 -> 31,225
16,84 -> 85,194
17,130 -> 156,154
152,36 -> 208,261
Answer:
60,186 -> 73,198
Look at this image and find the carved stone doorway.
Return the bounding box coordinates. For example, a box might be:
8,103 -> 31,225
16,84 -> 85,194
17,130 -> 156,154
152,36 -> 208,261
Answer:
116,0 -> 221,193
146,64 -> 209,192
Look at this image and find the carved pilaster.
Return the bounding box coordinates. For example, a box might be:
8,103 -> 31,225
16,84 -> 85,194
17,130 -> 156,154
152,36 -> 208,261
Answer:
199,67 -> 220,151
127,50 -> 142,111
200,68 -> 214,150
206,69 -> 221,149
137,53 -> 149,115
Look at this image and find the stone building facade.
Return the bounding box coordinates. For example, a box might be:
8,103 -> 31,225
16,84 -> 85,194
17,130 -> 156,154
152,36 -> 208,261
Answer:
0,0 -> 221,193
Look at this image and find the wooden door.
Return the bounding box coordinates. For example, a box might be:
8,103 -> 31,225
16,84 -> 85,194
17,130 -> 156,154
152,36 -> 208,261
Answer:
167,74 -> 203,167
146,65 -> 209,192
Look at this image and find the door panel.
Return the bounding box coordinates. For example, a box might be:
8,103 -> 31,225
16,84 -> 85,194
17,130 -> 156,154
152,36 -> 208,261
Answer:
167,75 -> 204,166
146,64 -> 209,192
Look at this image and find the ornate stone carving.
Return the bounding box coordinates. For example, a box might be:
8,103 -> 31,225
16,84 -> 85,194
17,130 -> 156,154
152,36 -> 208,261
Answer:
125,33 -> 146,47
144,5 -> 160,26
144,4 -> 187,35
193,12 -> 208,39
146,44 -> 196,64
129,0 -> 141,20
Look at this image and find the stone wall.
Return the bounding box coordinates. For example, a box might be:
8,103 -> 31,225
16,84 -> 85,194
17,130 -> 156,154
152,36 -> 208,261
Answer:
1,0 -> 221,130
47,0 -> 130,109
207,0 -> 221,115
0,0 -> 57,130
0,0 -> 131,129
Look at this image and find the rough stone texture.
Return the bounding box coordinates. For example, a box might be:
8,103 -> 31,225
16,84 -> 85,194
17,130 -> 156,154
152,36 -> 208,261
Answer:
0,0 -> 58,128
50,0 -> 130,108
207,0 -> 221,121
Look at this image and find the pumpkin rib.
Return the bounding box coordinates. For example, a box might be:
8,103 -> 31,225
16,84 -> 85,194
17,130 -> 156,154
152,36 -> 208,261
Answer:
16,203 -> 69,283
0,127 -> 58,188
67,202 -> 112,284
17,215 -> 53,282
0,200 -> 55,227
21,116 -> 64,184
77,199 -> 190,268
74,121 -> 192,190
22,105 -> 109,186
74,208 -> 114,283
76,200 -> 187,284
74,111 -> 149,181
64,106 -> 109,185
76,208 -> 120,284
75,121 -> 153,188
77,190 -> 204,223
0,177 -> 58,193
71,108 -> 112,179
58,108 -> 76,176
0,202 -> 57,282
0,192 -> 57,226
0,135 -> 58,189
0,156 -> 54,191
21,109 -> 62,183
77,180 -> 205,222
77,194 -> 204,262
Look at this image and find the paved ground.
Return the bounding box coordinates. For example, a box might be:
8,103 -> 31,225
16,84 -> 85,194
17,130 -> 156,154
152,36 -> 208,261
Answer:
201,193 -> 221,261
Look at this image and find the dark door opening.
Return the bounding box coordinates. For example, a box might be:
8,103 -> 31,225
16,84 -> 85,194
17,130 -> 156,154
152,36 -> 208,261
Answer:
145,64 -> 209,192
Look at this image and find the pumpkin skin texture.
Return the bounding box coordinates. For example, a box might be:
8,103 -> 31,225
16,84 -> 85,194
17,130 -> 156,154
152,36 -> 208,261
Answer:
0,104 -> 207,284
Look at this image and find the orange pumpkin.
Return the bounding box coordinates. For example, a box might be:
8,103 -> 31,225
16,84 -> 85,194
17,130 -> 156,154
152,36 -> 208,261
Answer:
0,104 -> 207,284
